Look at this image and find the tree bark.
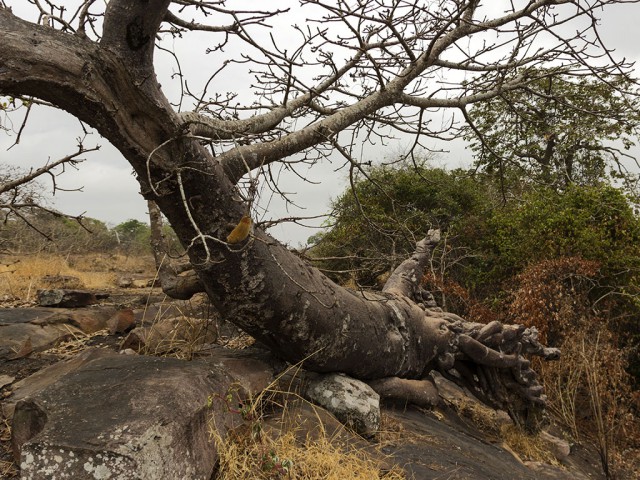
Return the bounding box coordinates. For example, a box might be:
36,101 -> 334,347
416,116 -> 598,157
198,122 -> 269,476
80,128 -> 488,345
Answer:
0,4 -> 558,430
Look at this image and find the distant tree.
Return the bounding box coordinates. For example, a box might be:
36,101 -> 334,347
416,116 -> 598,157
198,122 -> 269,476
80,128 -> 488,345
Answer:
0,148 -> 99,251
0,208 -> 116,254
113,219 -> 151,254
463,70 -> 640,195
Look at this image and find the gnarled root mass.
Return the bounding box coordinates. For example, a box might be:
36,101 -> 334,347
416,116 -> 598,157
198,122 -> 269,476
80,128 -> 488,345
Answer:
383,231 -> 560,432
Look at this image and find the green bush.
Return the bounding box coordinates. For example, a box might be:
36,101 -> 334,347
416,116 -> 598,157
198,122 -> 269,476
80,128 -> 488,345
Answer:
309,163 -> 493,287
476,184 -> 640,294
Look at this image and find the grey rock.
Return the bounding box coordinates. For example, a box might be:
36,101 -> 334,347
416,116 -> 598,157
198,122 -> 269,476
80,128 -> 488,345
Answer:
305,373 -> 380,436
9,347 -> 279,480
36,289 -> 98,308
540,431 -> 571,462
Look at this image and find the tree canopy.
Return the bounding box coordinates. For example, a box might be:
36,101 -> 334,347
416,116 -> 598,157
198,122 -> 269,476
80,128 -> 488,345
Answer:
463,70 -> 640,195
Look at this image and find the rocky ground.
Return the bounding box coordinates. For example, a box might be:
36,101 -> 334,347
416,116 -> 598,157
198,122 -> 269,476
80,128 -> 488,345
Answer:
0,283 -> 614,479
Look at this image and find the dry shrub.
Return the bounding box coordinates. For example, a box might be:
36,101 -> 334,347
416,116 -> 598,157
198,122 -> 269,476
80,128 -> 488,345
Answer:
128,294 -> 222,360
540,327 -> 639,479
507,257 -> 600,344
421,272 -> 497,323
138,314 -> 220,360
508,257 -> 639,478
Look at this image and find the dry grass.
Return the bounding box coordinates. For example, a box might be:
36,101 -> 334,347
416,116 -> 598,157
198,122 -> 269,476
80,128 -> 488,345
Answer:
1,418 -> 17,479
41,328 -> 112,359
129,294 -> 222,360
0,253 -> 156,302
499,424 -> 560,466
209,376 -> 406,480
137,314 -> 219,360
447,395 -> 560,466
212,411 -> 406,479
0,255 -> 108,301
66,253 -> 155,273
448,396 -> 505,437
215,429 -> 405,480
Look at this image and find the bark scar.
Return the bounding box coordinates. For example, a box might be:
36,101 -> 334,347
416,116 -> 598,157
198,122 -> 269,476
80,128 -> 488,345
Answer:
126,16 -> 150,51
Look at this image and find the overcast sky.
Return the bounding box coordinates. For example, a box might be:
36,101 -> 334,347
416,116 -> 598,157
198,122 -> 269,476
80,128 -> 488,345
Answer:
1,1 -> 640,246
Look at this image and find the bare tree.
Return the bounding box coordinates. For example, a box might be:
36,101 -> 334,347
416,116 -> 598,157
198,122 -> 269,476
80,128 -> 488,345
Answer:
1,0 -> 636,430
0,142 -> 98,241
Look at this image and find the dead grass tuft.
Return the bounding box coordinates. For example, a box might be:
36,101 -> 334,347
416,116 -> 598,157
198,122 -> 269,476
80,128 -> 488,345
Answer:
449,396 -> 504,437
448,395 -> 560,466
209,374 -> 406,480
500,424 -> 560,466
1,418 -> 17,479
212,414 -> 406,479
138,314 -> 219,360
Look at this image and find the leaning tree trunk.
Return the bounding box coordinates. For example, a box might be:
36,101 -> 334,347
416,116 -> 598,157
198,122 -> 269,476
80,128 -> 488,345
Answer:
0,3 -> 558,431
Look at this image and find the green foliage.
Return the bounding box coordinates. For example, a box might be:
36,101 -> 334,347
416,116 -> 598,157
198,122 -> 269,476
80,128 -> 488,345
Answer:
0,212 -> 155,255
309,162 -> 493,287
464,69 -> 640,194
113,219 -> 152,254
315,165 -> 640,383
476,184 -> 640,291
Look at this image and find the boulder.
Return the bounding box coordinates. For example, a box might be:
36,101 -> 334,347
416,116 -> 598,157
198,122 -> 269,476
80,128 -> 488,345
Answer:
36,289 -> 98,308
304,373 -> 380,437
106,308 -> 136,334
8,347 -> 280,480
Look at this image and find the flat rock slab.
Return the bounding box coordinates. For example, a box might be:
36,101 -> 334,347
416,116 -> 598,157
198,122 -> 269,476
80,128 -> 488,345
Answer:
382,407 -> 589,480
8,347 -> 280,480
0,308 -> 117,360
